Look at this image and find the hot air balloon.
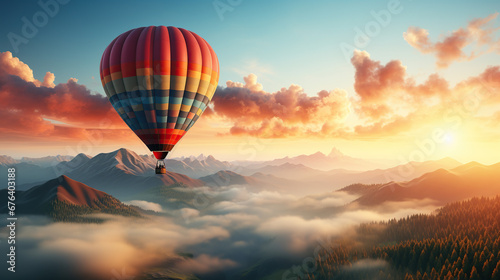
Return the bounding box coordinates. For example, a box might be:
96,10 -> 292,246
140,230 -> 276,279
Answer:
100,26 -> 219,174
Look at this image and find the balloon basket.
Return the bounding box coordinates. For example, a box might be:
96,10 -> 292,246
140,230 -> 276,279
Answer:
155,160 -> 166,174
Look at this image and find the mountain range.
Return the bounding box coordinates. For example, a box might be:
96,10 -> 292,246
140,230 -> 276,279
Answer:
199,170 -> 298,192
1,148 -> 470,198
340,161 -> 500,206
0,155 -> 74,167
62,149 -> 204,199
1,149 -> 500,224
240,147 -> 390,171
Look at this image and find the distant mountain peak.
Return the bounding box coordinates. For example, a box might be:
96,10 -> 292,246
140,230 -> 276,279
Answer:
215,170 -> 239,176
200,170 -> 257,187
72,153 -> 91,161
197,154 -> 206,160
114,147 -> 139,156
206,155 -> 216,161
451,161 -> 487,173
328,147 -> 345,158
0,155 -> 19,165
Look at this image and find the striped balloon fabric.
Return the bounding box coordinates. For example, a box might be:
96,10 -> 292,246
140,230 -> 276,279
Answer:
100,26 -> 219,161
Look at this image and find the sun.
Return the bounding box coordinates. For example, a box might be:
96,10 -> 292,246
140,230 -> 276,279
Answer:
443,132 -> 455,145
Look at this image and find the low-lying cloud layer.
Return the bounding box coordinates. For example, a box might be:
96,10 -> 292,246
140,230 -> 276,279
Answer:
0,185 -> 441,280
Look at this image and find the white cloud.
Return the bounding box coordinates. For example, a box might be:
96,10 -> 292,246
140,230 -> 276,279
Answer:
124,200 -> 164,212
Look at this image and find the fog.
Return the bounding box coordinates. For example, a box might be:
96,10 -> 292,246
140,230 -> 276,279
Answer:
0,185 -> 440,280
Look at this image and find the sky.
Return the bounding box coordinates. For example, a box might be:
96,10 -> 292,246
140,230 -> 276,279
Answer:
0,0 -> 499,164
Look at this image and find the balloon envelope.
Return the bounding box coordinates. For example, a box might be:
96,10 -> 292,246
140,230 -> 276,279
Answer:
100,26 -> 219,161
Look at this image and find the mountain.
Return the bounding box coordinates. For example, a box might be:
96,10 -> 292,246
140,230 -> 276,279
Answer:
139,153 -> 234,178
0,155 -> 19,165
75,148 -> 153,176
0,154 -> 91,187
0,155 -> 74,167
246,148 -> 386,171
337,183 -> 385,196
8,149 -> 229,197
0,162 -> 58,186
199,170 -> 297,192
354,161 -> 500,206
200,170 -> 259,186
0,175 -> 140,222
64,148 -> 204,199
5,148 -> 465,197
241,163 -> 326,180
311,157 -> 463,188
54,153 -> 92,171
164,155 -> 234,178
237,157 -> 462,194
20,155 -> 74,167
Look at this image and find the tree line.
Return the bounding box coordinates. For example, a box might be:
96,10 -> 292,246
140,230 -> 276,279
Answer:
306,196 -> 500,280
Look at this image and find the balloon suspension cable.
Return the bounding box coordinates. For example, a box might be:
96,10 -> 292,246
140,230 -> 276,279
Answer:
155,159 -> 166,174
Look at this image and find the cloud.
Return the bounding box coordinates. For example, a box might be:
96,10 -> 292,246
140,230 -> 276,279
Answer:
124,200 -> 164,212
193,213 -> 261,229
3,47 -> 499,144
177,254 -> 237,274
350,50 -> 455,128
0,51 -> 55,87
208,49 -> 489,139
351,50 -> 406,120
2,215 -> 230,280
0,184 -> 445,279
351,50 -> 406,104
292,191 -> 359,210
0,51 -> 128,143
404,13 -> 500,68
207,48 -> 500,140
345,258 -> 388,271
209,73 -> 351,137
456,65 -> 500,97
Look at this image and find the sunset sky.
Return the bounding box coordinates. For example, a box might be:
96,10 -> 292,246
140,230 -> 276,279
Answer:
1,0 -> 499,164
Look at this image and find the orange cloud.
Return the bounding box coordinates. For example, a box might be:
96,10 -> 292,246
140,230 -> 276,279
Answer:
0,51 -> 126,142
351,50 -> 406,103
351,50 -> 406,120
404,13 -> 500,68
350,50 -> 453,122
0,51 -> 55,87
456,65 -> 500,94
207,49 -> 500,139
2,50 -> 499,144
210,74 -> 351,138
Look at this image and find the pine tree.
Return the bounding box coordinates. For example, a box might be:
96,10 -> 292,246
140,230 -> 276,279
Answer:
483,259 -> 491,279
470,266 -> 480,280
457,269 -> 466,280
430,267 -> 438,279
492,260 -> 500,280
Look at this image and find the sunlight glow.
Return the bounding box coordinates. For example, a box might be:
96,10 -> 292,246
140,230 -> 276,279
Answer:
443,133 -> 455,145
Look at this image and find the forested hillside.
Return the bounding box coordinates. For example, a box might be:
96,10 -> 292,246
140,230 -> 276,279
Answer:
0,175 -> 142,223
307,196 -> 500,280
